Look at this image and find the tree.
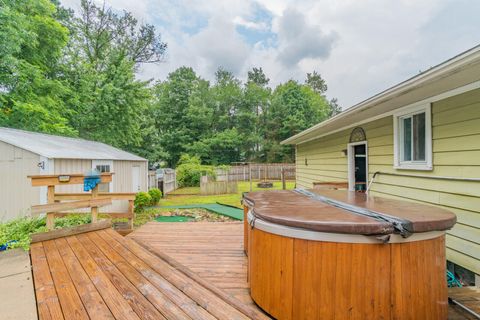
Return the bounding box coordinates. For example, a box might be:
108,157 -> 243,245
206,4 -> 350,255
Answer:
305,71 -> 328,95
0,0 -> 76,135
153,67 -> 203,166
247,67 -> 269,87
188,129 -> 242,165
265,80 -> 330,161
242,67 -> 271,160
59,0 -> 167,162
328,97 -> 342,117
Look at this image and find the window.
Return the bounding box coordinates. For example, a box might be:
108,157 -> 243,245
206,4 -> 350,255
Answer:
92,160 -> 113,192
95,164 -> 111,192
394,104 -> 432,170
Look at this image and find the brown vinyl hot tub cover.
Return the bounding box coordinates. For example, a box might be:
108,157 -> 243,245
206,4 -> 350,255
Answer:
243,189 -> 456,235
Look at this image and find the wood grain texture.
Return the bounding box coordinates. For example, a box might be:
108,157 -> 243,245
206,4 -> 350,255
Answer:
31,226 -> 260,320
128,222 -> 270,319
249,227 -> 448,320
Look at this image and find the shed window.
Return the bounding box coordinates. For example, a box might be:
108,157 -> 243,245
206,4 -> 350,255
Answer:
95,164 -> 111,192
394,104 -> 432,170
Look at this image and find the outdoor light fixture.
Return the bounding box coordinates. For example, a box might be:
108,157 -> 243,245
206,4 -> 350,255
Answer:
37,161 -> 45,170
58,175 -> 71,182
304,157 -> 308,166
342,149 -> 348,156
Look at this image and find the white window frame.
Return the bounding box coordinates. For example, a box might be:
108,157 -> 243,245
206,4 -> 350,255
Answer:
393,103 -> 432,171
347,141 -> 368,191
92,160 -> 113,192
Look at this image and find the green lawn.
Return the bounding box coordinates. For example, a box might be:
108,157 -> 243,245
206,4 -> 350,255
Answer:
162,180 -> 296,208
134,180 -> 296,227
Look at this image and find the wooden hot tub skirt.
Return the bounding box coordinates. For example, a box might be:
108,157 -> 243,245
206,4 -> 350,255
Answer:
246,215 -> 448,320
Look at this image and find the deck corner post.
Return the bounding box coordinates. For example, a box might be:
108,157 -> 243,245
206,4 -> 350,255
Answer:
46,185 -> 55,230
91,185 -> 99,223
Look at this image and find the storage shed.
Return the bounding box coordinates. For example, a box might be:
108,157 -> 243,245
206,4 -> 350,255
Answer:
0,127 -> 148,222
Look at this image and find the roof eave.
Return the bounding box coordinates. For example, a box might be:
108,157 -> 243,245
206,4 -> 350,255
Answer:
281,44 -> 480,145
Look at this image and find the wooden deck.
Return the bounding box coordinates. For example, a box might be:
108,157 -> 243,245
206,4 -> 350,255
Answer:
30,225 -> 265,320
28,220 -> 478,320
129,221 -> 478,320
128,222 -> 255,307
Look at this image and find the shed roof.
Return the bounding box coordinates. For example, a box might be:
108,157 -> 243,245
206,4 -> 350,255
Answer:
282,44 -> 480,145
0,127 -> 146,161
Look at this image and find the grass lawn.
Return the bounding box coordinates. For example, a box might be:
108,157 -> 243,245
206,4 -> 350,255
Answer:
161,180 -> 296,208
134,180 -> 296,227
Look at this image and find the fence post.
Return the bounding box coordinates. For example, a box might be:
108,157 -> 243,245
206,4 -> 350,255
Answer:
249,164 -> 253,192
46,185 -> 55,230
282,167 -> 286,190
91,184 -> 99,223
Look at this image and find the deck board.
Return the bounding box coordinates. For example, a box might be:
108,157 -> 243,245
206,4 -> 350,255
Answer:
31,225 -> 259,320
29,221 -> 477,320
128,222 -> 252,303
129,221 -> 477,320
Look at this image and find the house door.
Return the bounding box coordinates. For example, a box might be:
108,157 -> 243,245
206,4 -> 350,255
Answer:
132,166 -> 141,192
348,142 -> 368,192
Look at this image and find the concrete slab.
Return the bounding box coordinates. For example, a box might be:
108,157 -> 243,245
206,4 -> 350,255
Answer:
0,249 -> 37,320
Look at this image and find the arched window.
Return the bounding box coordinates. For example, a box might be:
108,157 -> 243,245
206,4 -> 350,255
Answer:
349,127 -> 366,143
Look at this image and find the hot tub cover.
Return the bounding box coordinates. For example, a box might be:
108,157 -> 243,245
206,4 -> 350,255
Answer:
243,189 -> 456,235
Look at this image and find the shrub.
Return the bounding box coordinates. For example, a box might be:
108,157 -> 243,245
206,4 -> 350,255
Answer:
148,188 -> 162,205
176,154 -> 216,187
134,191 -> 152,212
0,214 -> 92,250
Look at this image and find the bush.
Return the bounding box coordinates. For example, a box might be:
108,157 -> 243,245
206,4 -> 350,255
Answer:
176,154 -> 216,187
148,188 -> 162,205
0,214 -> 92,250
134,191 -> 152,212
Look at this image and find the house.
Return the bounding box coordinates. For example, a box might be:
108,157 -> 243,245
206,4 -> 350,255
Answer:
282,45 -> 480,284
0,127 -> 148,221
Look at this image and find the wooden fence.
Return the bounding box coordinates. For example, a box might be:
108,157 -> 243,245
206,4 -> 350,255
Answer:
148,169 -> 177,194
200,176 -> 237,195
216,163 -> 295,181
28,173 -> 135,230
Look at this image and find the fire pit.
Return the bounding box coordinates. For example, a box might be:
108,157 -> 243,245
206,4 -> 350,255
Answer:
256,181 -> 273,188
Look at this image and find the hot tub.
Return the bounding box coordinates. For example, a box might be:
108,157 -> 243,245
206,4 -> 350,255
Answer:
243,189 -> 456,320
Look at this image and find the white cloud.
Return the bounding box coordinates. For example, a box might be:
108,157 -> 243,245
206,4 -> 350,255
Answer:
233,16 -> 269,31
275,7 -> 338,67
61,0 -> 480,108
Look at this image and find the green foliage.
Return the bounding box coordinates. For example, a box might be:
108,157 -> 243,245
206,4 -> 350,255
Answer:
0,0 -> 75,136
1,0 -> 340,166
265,80 -> 330,161
58,0 -> 167,162
176,154 -> 216,187
0,214 -> 92,250
0,217 -> 46,250
134,191 -> 152,212
148,188 -> 162,205
153,65 -> 337,165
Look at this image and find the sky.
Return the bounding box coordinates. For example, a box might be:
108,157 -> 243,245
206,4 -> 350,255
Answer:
60,0 -> 480,109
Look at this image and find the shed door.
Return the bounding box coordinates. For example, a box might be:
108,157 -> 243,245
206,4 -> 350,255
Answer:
132,166 -> 141,192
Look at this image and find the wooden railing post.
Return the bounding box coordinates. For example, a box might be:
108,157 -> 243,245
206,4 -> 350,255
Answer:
128,200 -> 134,229
46,185 -> 55,230
91,184 -> 99,223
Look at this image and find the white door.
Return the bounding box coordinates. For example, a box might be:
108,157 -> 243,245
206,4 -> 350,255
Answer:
132,166 -> 141,192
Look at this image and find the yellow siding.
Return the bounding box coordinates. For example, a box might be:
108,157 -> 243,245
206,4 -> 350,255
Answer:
0,142 -> 40,221
296,88 -> 480,275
